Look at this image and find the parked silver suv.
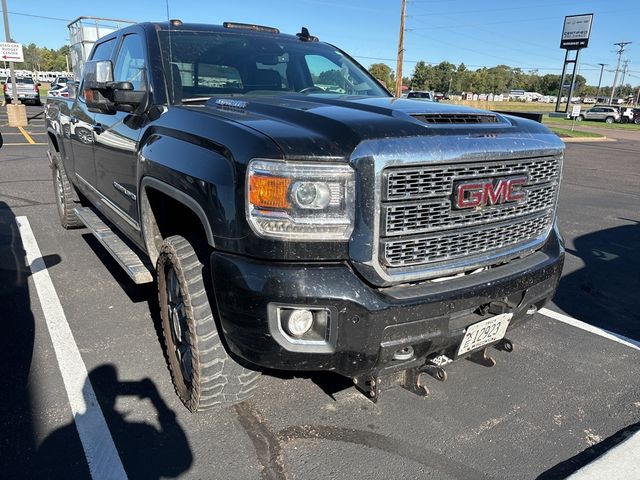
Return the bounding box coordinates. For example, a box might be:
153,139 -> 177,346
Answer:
577,106 -> 620,124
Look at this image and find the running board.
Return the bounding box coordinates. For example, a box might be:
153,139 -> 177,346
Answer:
74,207 -> 154,284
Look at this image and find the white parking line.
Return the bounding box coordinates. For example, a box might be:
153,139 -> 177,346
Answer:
539,307 -> 640,351
17,216 -> 128,480
567,429 -> 640,480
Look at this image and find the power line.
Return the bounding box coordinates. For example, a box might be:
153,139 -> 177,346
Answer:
352,54 -> 600,73
0,10 -> 70,22
408,0 -> 603,18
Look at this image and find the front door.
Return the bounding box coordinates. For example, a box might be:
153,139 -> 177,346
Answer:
93,33 -> 148,223
69,36 -> 118,196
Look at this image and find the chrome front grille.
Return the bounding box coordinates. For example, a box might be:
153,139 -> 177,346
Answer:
379,156 -> 561,271
383,184 -> 556,236
384,157 -> 558,201
383,212 -> 552,267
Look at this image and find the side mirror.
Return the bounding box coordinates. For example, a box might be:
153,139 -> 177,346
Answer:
83,60 -> 116,113
83,61 -> 146,113
109,81 -> 147,112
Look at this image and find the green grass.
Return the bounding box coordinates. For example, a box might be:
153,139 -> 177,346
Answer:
543,116 -> 640,130
548,126 -> 605,138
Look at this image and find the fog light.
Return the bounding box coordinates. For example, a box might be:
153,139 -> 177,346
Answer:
286,309 -> 314,337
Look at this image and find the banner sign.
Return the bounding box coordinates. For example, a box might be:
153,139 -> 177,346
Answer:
0,42 -> 24,62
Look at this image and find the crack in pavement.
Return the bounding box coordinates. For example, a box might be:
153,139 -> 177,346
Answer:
235,401 -> 496,480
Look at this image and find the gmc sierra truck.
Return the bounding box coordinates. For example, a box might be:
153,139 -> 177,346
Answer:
45,20 -> 565,411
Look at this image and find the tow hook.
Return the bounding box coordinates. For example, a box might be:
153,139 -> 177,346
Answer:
353,340 -> 514,402
353,369 -> 431,403
467,347 -> 497,367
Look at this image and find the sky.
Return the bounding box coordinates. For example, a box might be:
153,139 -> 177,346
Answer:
1,0 -> 639,87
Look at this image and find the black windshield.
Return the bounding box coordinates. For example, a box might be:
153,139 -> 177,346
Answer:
158,29 -> 389,103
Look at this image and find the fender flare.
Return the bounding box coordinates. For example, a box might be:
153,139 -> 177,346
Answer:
139,176 -> 215,264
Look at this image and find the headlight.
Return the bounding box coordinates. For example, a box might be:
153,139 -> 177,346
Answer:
246,159 -> 355,241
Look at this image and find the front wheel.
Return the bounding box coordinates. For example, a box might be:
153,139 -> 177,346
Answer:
51,152 -> 83,229
576,115 -> 584,121
605,116 -> 614,124
157,235 -> 261,411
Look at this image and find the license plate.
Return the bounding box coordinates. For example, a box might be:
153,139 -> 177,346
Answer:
457,313 -> 512,356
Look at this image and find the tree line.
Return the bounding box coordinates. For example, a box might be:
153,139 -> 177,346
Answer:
368,61 -> 637,99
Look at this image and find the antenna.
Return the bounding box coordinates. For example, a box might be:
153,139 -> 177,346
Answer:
166,0 -> 175,104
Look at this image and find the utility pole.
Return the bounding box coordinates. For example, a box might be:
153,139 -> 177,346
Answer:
595,63 -> 607,100
609,41 -> 631,105
620,59 -> 629,88
394,0 -> 406,98
2,0 -> 20,106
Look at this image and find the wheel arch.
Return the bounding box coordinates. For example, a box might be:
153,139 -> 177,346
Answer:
140,177 -> 215,265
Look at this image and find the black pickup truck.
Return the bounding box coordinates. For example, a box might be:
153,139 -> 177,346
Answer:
45,21 -> 565,411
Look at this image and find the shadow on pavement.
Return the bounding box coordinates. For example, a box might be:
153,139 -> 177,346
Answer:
0,202 -> 38,475
35,364 -> 193,479
0,202 -> 192,479
554,221 -> 640,340
537,421 -> 640,479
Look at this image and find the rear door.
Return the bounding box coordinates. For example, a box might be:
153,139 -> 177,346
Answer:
585,107 -> 600,120
92,33 -> 148,223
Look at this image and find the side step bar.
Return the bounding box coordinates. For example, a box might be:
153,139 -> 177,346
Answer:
74,207 -> 154,284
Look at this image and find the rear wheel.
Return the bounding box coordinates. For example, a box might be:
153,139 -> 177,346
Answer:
605,116 -> 614,124
157,235 -> 261,411
51,151 -> 83,229
576,115 -> 584,121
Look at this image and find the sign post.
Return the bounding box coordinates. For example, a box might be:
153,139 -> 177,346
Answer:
1,0 -> 28,126
570,105 -> 581,131
555,14 -> 593,114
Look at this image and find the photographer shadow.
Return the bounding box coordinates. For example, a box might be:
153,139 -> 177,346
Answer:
554,221 -> 640,340
35,365 -> 192,479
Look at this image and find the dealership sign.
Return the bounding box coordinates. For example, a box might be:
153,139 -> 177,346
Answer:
0,42 -> 24,62
560,14 -> 593,49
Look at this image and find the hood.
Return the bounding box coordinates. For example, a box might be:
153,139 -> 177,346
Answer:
199,95 -> 552,160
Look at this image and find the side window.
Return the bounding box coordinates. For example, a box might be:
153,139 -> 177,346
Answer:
91,38 -> 116,61
113,34 -> 147,91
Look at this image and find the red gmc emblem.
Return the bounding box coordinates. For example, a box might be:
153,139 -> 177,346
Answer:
454,176 -> 527,209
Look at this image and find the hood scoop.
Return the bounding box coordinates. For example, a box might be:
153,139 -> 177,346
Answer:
411,113 -> 500,124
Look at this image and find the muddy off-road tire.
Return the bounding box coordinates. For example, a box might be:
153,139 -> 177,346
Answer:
157,235 -> 261,411
51,151 -> 83,229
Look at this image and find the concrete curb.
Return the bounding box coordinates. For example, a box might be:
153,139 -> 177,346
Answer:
567,430 -> 640,480
560,136 -> 613,143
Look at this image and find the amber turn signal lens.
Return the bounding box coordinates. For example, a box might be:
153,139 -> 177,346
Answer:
249,175 -> 291,209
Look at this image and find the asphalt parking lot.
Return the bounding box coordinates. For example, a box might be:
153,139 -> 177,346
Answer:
1,105 -> 639,480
